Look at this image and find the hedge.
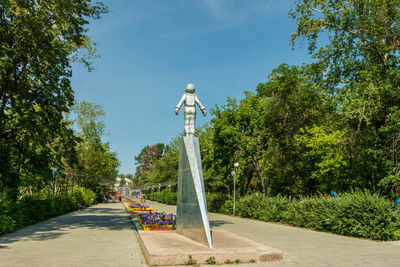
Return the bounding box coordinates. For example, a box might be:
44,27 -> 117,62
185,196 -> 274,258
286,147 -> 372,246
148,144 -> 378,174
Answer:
148,190 -> 177,205
147,189 -> 400,241
0,185 -> 96,235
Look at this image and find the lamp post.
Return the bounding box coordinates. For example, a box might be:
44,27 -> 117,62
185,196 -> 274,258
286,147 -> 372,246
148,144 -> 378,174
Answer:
232,162 -> 239,216
159,183 -> 161,193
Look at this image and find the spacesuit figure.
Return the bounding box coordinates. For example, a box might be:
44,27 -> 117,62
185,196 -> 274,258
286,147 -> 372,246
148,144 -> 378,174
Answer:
175,83 -> 206,136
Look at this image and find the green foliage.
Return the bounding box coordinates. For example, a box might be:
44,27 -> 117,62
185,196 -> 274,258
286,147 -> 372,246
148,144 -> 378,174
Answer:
72,101 -> 119,190
290,0 -> 400,195
142,63 -> 335,197
220,199 -> 233,215
135,140 -> 177,184
205,257 -> 216,265
0,0 -> 108,201
0,186 -> 96,235
74,102 -> 106,140
330,191 -> 400,240
149,190 -> 234,216
186,255 -> 197,265
0,200 -> 16,234
149,190 -> 233,213
69,185 -> 96,207
0,2 -> 117,237
134,143 -> 165,180
150,141 -> 179,184
206,193 -> 228,213
235,191 -> 400,241
148,190 -> 177,205
200,63 -> 332,196
148,190 -> 399,240
296,126 -> 348,192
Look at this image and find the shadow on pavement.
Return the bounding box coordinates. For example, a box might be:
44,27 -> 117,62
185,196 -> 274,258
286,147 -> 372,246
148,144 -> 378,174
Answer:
0,203 -> 130,245
210,220 -> 233,227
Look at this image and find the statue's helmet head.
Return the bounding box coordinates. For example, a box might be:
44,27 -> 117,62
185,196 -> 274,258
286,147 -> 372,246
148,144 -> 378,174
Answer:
185,83 -> 195,93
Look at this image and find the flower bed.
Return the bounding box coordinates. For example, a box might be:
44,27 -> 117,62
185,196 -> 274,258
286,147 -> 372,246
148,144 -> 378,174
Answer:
125,201 -> 156,213
124,200 -> 176,231
129,204 -> 148,209
137,212 -> 176,231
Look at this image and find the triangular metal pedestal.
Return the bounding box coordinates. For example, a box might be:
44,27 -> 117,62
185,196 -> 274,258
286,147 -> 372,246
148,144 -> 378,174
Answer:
176,136 -> 212,248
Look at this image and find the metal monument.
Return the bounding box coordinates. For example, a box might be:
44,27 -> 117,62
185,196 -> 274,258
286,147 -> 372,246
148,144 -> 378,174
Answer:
175,83 -> 206,136
175,83 -> 212,248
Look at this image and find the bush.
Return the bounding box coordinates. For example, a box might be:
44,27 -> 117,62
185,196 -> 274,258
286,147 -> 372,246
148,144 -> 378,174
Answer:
220,199 -> 233,214
206,193 -> 227,212
161,190 -> 177,205
0,186 -> 96,235
0,200 -> 15,234
330,191 -> 400,240
149,190 -> 229,212
235,190 -> 400,241
146,189 -> 399,240
69,185 -> 96,208
148,190 -> 177,205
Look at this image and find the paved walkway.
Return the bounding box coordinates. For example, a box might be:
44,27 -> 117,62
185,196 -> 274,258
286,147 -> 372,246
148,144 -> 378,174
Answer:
1,200 -> 399,267
147,200 -> 400,267
0,202 -> 146,267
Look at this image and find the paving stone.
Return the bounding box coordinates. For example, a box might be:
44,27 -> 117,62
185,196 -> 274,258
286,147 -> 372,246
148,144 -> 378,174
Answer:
0,203 -> 146,267
1,200 -> 400,267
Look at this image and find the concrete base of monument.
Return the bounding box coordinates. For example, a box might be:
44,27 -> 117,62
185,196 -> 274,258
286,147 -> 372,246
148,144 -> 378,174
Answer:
136,229 -> 283,266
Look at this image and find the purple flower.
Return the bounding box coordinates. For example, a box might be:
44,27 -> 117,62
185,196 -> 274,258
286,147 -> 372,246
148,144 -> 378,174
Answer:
137,212 -> 176,227
129,204 -> 149,209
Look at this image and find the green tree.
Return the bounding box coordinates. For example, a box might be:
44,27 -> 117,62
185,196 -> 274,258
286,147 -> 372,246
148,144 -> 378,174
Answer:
119,174 -> 126,187
256,64 -> 331,195
149,139 -> 179,184
74,101 -> 105,140
134,143 -> 165,182
208,64 -> 330,196
0,0 -> 107,200
290,0 -> 400,194
296,126 -> 348,193
210,94 -> 268,194
72,101 -> 119,193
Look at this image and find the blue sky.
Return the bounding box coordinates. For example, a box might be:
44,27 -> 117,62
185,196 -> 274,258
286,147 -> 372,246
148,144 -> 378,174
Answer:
70,0 -> 312,175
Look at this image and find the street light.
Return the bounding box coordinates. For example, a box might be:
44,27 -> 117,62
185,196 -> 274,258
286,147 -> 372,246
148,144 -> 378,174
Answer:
232,162 -> 239,216
159,183 -> 161,193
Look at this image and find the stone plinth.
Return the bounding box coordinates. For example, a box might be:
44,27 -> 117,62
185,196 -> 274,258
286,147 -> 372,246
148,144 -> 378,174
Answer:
136,230 -> 283,266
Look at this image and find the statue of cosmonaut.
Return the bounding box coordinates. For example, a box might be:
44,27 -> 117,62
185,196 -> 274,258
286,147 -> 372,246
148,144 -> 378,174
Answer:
175,83 -> 206,136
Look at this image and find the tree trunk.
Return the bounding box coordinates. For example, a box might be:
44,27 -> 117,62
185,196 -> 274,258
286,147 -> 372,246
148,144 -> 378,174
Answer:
251,156 -> 266,193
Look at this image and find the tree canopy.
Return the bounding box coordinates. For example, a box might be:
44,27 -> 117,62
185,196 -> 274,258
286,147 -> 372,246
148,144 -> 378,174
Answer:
0,1 -> 116,201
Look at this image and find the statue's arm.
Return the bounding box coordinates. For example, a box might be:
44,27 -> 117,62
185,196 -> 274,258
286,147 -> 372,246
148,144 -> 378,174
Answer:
175,94 -> 186,115
195,95 -> 206,116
